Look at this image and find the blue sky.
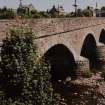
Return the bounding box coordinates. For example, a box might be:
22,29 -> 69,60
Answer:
0,0 -> 105,12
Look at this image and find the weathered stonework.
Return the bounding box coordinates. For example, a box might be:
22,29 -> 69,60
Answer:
76,58 -> 89,77
0,18 -> 105,73
97,45 -> 105,69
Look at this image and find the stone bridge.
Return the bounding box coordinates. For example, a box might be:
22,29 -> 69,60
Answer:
0,17 -> 105,80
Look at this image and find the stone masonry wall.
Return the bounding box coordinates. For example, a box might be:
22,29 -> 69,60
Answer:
0,18 -> 105,62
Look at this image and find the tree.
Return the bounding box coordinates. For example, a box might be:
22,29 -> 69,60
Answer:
39,11 -> 50,18
31,10 -> 41,18
48,5 -> 59,18
17,8 -> 26,17
82,8 -> 93,17
77,9 -> 83,17
101,6 -> 105,11
0,7 -> 15,19
0,28 -> 53,105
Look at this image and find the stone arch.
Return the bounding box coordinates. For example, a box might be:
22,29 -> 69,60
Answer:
80,34 -> 98,70
99,29 -> 105,44
43,44 -> 77,82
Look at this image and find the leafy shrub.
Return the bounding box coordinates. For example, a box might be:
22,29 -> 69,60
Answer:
0,28 -> 53,105
0,7 -> 15,19
81,70 -> 92,78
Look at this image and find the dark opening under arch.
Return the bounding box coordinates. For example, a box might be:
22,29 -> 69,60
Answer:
81,34 -> 98,70
43,44 -> 76,82
99,29 -> 105,44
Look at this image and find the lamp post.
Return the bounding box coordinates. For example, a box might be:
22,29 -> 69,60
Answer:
95,2 -> 98,17
19,0 -> 22,7
73,0 -> 78,17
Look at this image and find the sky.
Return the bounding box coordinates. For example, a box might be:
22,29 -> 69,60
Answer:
0,0 -> 105,12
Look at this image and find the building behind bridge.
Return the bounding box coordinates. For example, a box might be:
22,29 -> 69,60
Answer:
96,9 -> 105,17
17,0 -> 35,15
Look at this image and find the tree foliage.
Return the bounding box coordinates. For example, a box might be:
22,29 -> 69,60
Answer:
0,7 -> 15,19
101,6 -> 105,11
0,28 -> 53,105
82,9 -> 93,17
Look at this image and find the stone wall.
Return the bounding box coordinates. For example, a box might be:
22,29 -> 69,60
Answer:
0,18 -> 105,71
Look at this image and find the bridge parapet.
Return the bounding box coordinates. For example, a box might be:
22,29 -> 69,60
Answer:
0,18 -> 105,41
32,17 -> 105,38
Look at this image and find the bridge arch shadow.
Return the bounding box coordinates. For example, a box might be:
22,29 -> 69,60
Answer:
43,44 -> 77,82
99,29 -> 105,44
80,34 -> 98,71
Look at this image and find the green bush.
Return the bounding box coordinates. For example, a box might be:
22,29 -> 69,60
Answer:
0,7 -> 15,19
81,70 -> 92,78
0,28 -> 53,105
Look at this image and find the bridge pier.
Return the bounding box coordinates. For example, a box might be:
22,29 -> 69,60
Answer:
96,44 -> 105,70
75,57 -> 89,78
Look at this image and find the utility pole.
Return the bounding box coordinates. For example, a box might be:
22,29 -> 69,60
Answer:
73,0 -> 78,17
19,0 -> 22,7
96,2 -> 98,9
95,2 -> 98,17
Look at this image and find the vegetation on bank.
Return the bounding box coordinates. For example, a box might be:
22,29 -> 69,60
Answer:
81,69 -> 92,78
0,7 -> 15,19
0,28 -> 57,105
0,27 -> 105,105
1,6 -> 105,19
